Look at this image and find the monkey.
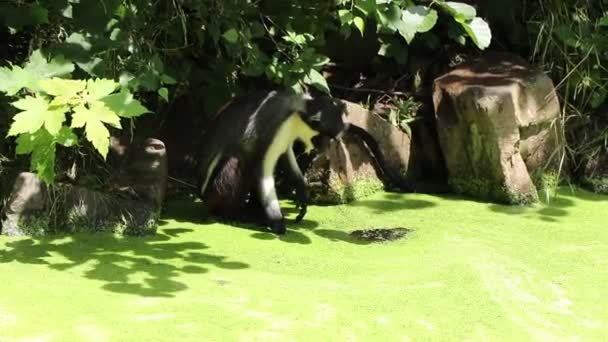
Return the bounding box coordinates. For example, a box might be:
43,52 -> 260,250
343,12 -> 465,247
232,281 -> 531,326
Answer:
196,90 -> 348,235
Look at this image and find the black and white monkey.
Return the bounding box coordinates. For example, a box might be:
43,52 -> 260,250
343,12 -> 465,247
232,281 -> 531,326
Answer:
196,90 -> 349,234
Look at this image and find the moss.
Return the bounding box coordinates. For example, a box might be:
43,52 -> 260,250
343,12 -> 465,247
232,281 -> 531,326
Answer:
531,170 -> 561,202
582,176 -> 608,194
449,177 -> 538,205
15,215 -> 50,237
310,174 -> 384,204
4,183 -> 159,237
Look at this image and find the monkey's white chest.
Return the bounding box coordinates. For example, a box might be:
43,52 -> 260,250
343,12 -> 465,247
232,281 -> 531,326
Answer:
262,113 -> 318,175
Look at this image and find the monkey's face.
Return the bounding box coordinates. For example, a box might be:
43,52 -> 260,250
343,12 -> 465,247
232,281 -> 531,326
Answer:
305,97 -> 349,138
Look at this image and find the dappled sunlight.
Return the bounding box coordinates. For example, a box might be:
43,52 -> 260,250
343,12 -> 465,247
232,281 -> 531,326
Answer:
1,188 -> 607,340
0,229 -> 249,297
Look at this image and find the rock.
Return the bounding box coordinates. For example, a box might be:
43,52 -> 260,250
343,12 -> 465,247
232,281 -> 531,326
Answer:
109,137 -> 168,208
433,52 -> 562,204
61,186 -> 158,236
305,129 -> 386,204
0,172 -> 158,236
304,100 -> 447,204
1,172 -> 47,236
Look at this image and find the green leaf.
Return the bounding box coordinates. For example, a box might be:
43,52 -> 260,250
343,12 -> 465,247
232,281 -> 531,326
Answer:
40,78 -> 86,98
7,96 -> 67,136
39,78 -> 86,106
354,0 -> 376,16
0,66 -> 36,96
461,17 -> 492,50
160,74 -> 177,85
0,50 -> 75,95
600,16 -> 608,27
85,119 -> 111,159
158,87 -> 169,102
440,2 -> 477,21
71,102 -> 121,158
55,127 -> 78,147
398,6 -> 438,43
86,78 -> 119,101
72,102 -> 122,129
353,16 -> 366,35
338,9 -> 354,25
15,129 -> 57,184
222,28 -> 239,43
25,50 -> 74,81
100,90 -> 150,118
307,69 -> 330,94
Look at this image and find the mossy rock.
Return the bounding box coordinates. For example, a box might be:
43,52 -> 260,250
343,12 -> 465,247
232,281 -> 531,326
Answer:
449,177 -> 538,205
309,174 -> 385,205
1,173 -> 159,237
582,177 -> 608,195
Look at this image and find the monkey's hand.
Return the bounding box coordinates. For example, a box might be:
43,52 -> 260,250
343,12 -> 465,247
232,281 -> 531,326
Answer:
294,186 -> 308,222
269,219 -> 287,235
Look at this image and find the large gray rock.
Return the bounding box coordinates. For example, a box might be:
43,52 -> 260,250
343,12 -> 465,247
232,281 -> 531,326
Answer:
304,100 -> 447,204
108,137 -> 168,208
0,173 -> 159,236
1,172 -> 47,236
433,52 -> 562,204
1,138 -> 168,236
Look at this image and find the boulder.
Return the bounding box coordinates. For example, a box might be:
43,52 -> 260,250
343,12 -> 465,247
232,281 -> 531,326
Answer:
304,100 -> 447,204
1,172 -> 47,236
0,173 -> 158,236
108,137 -> 168,208
0,138 -> 168,236
433,52 -> 562,204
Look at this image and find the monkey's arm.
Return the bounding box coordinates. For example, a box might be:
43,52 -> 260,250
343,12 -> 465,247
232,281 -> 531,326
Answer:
280,144 -> 308,222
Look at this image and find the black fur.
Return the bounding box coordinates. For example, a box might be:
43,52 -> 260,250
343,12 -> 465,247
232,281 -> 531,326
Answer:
196,90 -> 347,234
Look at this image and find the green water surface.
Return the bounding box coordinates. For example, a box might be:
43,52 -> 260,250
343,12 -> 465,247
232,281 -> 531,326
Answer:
0,188 -> 607,341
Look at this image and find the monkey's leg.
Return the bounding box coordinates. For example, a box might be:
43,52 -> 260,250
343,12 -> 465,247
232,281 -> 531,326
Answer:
257,166 -> 286,235
205,155 -> 263,224
279,145 -> 308,222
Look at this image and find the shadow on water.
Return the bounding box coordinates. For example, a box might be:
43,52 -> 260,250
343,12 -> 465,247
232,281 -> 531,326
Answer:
486,187 -> 607,222
0,229 -> 249,297
162,196 -> 377,245
349,191 -> 437,214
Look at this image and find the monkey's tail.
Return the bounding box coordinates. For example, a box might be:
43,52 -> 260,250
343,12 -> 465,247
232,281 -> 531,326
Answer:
346,124 -> 409,192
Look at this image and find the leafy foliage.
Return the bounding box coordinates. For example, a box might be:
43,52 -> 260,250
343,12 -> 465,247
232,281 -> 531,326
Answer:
527,0 -> 608,168
0,0 -> 493,184
1,51 -> 149,183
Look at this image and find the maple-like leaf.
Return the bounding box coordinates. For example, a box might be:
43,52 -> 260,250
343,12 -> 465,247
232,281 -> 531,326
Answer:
86,78 -> 119,101
7,96 -> 67,136
101,89 -> 150,118
39,78 -> 86,106
71,102 -> 121,158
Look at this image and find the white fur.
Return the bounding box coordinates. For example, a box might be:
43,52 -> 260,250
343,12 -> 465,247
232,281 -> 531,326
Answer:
259,113 -> 319,207
262,112 -> 318,177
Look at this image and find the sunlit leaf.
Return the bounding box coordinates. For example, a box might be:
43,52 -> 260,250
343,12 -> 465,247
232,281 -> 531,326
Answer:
86,78 -> 119,101
222,28 -> 239,43
8,96 -> 48,136
100,90 -> 150,118
461,17 -> 492,50
307,69 -> 330,94
158,87 -> 169,102
398,6 -> 438,43
353,16 -> 366,35
15,129 -> 57,183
